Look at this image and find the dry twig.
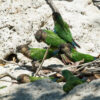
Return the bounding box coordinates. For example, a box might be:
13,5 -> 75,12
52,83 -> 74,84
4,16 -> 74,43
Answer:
0,73 -> 16,80
34,45 -> 51,76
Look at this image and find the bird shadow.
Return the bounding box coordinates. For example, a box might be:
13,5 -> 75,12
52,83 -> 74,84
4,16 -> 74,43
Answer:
0,81 -> 67,100
43,64 -> 64,68
81,95 -> 100,100
15,65 -> 34,71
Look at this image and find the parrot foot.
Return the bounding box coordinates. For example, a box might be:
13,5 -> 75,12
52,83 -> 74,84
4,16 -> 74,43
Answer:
60,54 -> 74,65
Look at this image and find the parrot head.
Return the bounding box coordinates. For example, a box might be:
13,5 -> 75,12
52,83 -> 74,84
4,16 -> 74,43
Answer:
59,43 -> 73,53
16,44 -> 29,54
35,29 -> 47,42
62,70 -> 73,80
17,74 -> 30,83
62,70 -> 73,76
52,12 -> 61,21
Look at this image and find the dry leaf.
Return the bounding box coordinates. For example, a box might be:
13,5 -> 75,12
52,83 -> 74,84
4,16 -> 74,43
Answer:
42,69 -> 51,74
87,76 -> 96,82
60,54 -> 73,64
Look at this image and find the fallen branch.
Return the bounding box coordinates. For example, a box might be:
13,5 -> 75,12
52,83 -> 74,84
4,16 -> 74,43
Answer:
34,45 -> 51,76
0,80 -> 17,83
0,73 -> 17,80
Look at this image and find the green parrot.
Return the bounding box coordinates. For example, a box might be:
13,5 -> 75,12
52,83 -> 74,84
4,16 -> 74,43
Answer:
17,74 -> 46,83
35,29 -> 66,48
16,44 -> 58,61
29,48 -> 57,60
53,12 -> 80,48
45,0 -> 80,48
62,70 -> 84,93
59,44 -> 97,63
17,74 -> 56,83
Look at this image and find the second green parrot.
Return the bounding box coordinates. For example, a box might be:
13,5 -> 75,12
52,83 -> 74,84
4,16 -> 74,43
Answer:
62,70 -> 84,93
53,12 -> 80,48
59,43 -> 97,63
17,44 -> 58,61
35,29 -> 66,48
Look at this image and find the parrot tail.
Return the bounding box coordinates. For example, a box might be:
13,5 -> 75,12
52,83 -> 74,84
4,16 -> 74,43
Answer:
72,40 -> 80,48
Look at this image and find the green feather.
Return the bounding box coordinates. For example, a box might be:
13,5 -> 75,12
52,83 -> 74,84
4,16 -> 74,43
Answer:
62,70 -> 74,80
63,78 -> 83,93
54,12 -> 73,43
29,48 -> 56,60
29,76 -> 56,82
53,12 -> 80,48
62,70 -> 84,93
43,30 -> 66,48
29,76 -> 45,82
60,44 -> 96,63
71,49 -> 96,63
